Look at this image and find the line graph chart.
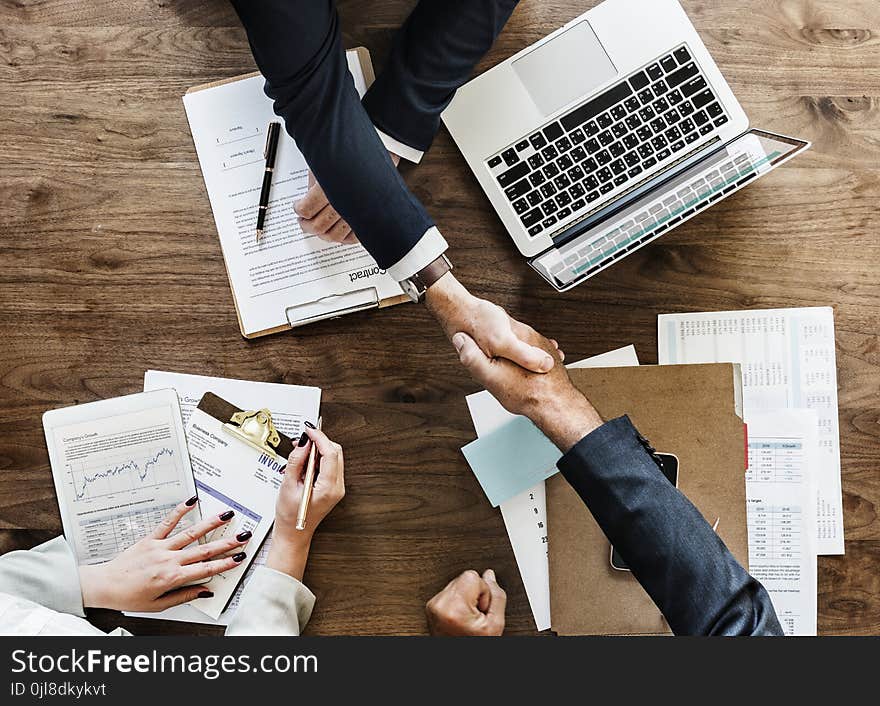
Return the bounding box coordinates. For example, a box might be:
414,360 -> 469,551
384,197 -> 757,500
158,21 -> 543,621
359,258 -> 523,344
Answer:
69,446 -> 178,500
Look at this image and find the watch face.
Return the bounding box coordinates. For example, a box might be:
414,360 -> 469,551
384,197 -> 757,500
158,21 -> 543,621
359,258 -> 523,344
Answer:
401,278 -> 421,303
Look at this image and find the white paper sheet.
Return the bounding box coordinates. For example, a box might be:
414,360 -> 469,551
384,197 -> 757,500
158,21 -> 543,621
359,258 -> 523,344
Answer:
658,307 -> 844,554
465,345 -> 640,631
42,390 -> 200,566
745,410 -> 818,635
182,52 -> 403,336
127,370 -> 320,626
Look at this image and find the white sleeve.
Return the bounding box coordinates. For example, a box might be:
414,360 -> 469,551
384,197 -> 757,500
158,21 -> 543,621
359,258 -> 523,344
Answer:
0,536 -> 86,617
376,128 -> 424,164
224,566 -> 316,636
385,226 -> 449,282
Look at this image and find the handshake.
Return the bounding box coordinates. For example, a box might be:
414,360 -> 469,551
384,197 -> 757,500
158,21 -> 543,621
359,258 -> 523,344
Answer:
426,271 -> 604,454
421,271 -> 605,637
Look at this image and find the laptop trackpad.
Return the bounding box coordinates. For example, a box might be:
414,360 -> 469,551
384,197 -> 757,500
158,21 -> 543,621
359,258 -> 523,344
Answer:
512,21 -> 617,116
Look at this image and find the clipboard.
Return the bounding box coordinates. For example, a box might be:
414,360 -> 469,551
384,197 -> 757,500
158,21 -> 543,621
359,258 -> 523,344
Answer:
185,47 -> 409,339
188,391 -> 306,619
197,391 -> 296,461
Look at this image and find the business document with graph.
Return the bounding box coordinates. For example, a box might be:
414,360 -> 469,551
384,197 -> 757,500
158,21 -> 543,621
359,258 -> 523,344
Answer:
43,389 -> 199,565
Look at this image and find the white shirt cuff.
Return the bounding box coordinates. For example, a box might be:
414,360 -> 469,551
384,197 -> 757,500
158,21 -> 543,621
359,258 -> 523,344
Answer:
385,227 -> 449,282
376,128 -> 424,164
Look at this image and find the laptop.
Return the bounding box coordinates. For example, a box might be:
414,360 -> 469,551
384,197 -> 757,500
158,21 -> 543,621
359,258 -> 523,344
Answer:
441,0 -> 810,291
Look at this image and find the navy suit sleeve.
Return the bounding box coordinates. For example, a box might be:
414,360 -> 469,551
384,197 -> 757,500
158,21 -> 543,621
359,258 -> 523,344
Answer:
557,416 -> 783,636
363,0 -> 521,151
229,0 -> 434,269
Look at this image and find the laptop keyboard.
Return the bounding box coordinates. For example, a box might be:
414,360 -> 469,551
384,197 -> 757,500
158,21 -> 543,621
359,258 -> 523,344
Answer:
534,148 -> 775,287
486,45 -> 730,238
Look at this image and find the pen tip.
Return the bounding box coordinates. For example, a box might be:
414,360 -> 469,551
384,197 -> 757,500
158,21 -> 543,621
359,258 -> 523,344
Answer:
255,229 -> 263,240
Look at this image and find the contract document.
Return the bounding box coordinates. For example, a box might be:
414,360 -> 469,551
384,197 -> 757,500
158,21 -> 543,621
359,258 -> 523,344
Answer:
183,50 -> 404,337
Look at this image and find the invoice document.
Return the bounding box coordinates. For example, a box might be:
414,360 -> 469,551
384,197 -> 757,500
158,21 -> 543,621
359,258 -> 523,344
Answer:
128,370 -> 320,625
183,51 -> 404,337
42,390 -> 200,566
745,410 -> 818,635
465,345 -> 640,631
185,405 -> 286,620
658,307 -> 843,555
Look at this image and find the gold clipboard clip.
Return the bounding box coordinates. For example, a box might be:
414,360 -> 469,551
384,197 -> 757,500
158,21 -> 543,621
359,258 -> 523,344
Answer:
223,408 -> 282,459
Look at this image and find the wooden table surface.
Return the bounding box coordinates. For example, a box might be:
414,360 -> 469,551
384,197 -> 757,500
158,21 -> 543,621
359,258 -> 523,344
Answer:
1,0 -> 878,635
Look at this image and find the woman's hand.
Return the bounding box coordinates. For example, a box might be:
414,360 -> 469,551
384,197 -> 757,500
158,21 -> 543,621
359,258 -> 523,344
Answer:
266,426 -> 346,581
78,498 -> 251,612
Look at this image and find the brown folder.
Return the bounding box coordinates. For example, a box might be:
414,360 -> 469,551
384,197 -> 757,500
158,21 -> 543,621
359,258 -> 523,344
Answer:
548,363 -> 747,635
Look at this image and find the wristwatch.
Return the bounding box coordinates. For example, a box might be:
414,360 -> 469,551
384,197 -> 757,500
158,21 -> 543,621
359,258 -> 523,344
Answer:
400,255 -> 453,303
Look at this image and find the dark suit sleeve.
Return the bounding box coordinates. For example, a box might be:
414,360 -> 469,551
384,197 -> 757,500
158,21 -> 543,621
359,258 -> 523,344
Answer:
557,415 -> 783,636
229,0 -> 434,270
363,0 -> 520,151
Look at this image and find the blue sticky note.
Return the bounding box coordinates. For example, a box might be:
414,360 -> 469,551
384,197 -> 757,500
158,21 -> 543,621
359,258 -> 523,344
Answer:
461,415 -> 562,507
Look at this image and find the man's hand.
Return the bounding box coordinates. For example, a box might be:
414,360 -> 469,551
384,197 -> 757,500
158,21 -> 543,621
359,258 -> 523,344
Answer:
426,569 -> 506,636
452,314 -> 605,452
425,273 -> 560,374
294,153 -> 401,245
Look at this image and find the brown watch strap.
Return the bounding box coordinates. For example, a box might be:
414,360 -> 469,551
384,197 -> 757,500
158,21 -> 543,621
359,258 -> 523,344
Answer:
413,255 -> 452,291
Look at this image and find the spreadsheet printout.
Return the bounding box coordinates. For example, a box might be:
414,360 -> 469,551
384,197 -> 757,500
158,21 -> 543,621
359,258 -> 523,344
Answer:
658,307 -> 843,555
746,410 -> 818,635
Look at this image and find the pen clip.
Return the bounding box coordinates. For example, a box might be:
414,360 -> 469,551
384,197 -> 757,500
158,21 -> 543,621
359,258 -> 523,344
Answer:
263,122 -> 276,159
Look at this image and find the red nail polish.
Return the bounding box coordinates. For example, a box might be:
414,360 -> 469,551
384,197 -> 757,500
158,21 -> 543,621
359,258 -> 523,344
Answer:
220,510 -> 235,521
185,495 -> 198,506
232,552 -> 246,563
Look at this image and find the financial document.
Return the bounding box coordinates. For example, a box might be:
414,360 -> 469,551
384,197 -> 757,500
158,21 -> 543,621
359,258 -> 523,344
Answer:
185,408 -> 285,620
465,345 -> 640,631
128,370 -> 321,626
182,52 -> 403,336
746,410 -> 818,635
658,307 -> 844,555
43,390 -> 199,566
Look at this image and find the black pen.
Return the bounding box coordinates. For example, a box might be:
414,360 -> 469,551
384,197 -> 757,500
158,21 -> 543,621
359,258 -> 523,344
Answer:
255,121 -> 281,241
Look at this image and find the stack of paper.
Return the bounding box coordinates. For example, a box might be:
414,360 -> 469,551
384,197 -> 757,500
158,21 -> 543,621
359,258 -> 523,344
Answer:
657,306 -> 838,635
126,370 -> 321,626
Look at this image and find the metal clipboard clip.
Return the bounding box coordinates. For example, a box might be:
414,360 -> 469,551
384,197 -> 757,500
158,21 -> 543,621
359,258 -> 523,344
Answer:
285,286 -> 380,328
223,407 -> 282,459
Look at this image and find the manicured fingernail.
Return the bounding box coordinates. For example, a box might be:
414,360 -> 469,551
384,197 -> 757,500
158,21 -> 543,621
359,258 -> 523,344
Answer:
298,431 -> 309,447
185,495 -> 198,506
236,531 -> 252,542
452,333 -> 465,352
232,552 -> 247,563
220,510 -> 235,521
197,591 -> 214,599
304,420 -> 316,429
